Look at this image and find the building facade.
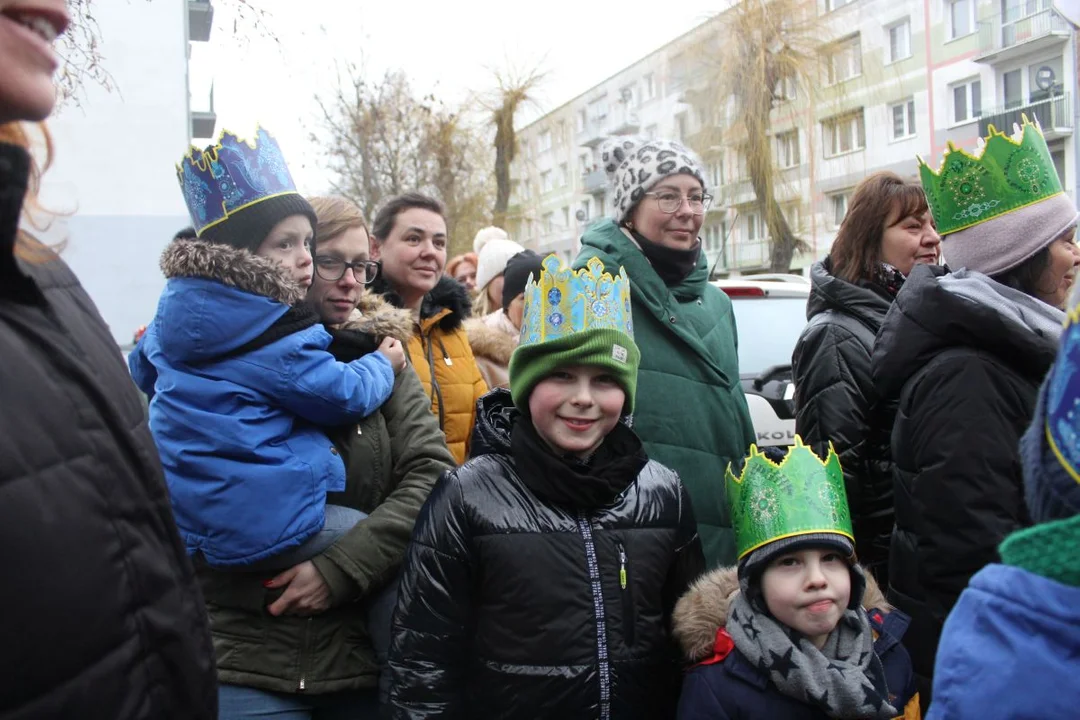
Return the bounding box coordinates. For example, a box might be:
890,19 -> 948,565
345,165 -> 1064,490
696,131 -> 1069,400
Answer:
509,0 -> 1079,276
34,0 -> 218,344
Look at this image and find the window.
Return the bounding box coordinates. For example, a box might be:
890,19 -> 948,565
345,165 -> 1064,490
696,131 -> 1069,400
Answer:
825,0 -> 855,10
774,75 -> 797,102
709,159 -> 724,187
556,121 -> 567,147
823,110 -> 866,157
947,0 -> 975,40
580,199 -> 591,222
1004,69 -> 1023,109
643,73 -> 656,101
746,212 -> 762,242
558,163 -> 569,188
829,192 -> 851,227
645,124 -> 658,139
543,212 -> 555,234
887,19 -> 911,63
587,97 -> 608,123
541,170 -> 553,193
951,78 -> 982,123
825,35 -> 862,85
620,85 -> 634,105
579,152 -> 591,175
538,130 -> 552,153
776,130 -> 800,168
562,206 -> 571,228
576,109 -> 586,133
676,113 -> 688,141
890,99 -> 916,139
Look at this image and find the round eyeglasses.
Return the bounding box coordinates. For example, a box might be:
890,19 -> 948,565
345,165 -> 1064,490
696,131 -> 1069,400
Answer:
314,256 -> 380,284
644,191 -> 713,215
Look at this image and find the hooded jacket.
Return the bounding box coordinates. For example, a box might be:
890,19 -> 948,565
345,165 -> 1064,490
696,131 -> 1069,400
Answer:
373,274 -> 487,464
871,265 -> 1057,686
0,142 -> 216,718
465,310 -> 518,390
576,219 -> 756,568
672,567 -> 917,720
793,258 -> 896,579
129,240 -> 395,566
388,389 -> 705,719
197,292 -> 455,694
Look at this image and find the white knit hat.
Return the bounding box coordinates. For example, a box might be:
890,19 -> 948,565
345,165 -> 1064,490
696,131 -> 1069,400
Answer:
475,237 -> 525,291
601,136 -> 708,223
473,226 -> 511,254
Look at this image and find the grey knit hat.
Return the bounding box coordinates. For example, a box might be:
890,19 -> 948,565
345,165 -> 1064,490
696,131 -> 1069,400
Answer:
600,136 -> 708,223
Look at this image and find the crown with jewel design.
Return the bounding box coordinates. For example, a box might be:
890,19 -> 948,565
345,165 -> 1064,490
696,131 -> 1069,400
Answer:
918,116 -> 1064,237
176,127 -> 301,235
518,255 -> 634,348
726,437 -> 853,561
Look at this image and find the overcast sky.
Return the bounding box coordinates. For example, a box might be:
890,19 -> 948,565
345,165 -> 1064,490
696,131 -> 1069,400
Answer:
188,0 -> 722,193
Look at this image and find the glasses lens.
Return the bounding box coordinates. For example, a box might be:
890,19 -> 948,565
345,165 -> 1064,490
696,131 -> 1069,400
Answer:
315,257 -> 346,281
657,195 -> 679,213
362,261 -> 379,285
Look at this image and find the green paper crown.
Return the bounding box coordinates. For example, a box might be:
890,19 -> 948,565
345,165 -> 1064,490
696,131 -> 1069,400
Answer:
726,437 -> 854,560
918,116 -> 1064,237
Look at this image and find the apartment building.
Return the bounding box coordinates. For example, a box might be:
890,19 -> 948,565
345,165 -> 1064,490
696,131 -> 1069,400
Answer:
509,0 -> 1079,276
35,0 -> 218,343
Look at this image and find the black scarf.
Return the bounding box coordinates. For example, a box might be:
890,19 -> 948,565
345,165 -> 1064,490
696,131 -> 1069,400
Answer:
510,417 -> 648,510
629,227 -> 702,286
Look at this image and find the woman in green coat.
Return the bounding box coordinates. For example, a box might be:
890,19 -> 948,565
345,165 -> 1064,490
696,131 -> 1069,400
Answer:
204,197 -> 455,718
575,137 -> 755,568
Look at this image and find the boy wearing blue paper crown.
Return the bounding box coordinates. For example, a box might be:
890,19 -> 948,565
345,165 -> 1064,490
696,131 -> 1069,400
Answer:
673,439 -> 919,720
130,127 -> 406,571
388,255 -> 706,719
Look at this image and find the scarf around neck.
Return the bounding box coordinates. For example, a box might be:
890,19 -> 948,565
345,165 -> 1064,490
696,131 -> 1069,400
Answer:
726,575 -> 897,719
940,268 -> 1065,343
628,227 -> 702,286
510,416 -> 648,510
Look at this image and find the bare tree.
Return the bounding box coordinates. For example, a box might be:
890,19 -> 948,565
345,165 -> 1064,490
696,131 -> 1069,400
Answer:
685,0 -> 824,272
485,66 -> 545,229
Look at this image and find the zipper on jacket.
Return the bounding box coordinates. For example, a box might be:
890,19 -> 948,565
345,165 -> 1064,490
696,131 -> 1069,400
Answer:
297,617 -> 313,691
617,541 -> 636,646
576,512 -> 612,720
423,332 -> 446,430
437,335 -> 453,366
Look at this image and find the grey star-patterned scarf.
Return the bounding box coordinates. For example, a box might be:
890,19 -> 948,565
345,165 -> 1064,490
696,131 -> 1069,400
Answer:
726,587 -> 897,719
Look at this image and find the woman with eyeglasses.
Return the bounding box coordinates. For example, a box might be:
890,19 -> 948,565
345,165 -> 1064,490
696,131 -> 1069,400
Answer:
574,137 -> 755,569
196,195 -> 454,716
368,192 -> 489,465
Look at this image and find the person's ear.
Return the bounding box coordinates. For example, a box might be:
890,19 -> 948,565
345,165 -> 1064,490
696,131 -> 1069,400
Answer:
370,238 -> 382,260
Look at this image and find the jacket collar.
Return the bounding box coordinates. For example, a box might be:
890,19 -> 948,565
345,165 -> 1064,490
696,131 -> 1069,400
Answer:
335,292 -> 414,344
160,238 -> 304,306
806,257 -> 892,330
465,314 -> 518,366
371,273 -> 471,333
581,220 -> 708,304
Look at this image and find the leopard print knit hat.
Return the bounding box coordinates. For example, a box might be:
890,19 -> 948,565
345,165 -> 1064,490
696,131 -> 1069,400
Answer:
600,136 -> 708,223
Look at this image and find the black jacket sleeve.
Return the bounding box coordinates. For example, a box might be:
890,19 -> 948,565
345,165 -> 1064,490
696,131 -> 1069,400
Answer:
903,355 -> 1030,623
388,468 -> 474,719
663,482 -> 706,620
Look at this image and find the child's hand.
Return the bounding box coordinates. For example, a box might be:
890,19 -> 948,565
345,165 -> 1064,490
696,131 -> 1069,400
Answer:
377,337 -> 406,372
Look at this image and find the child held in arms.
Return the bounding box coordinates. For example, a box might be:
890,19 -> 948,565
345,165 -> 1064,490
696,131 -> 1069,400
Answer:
673,438 -> 920,719
388,255 -> 705,719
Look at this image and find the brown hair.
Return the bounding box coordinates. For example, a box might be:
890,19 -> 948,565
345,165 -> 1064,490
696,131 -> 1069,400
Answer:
370,192 -> 445,243
307,195 -> 368,249
446,252 -> 478,278
830,171 -> 929,283
0,122 -> 59,263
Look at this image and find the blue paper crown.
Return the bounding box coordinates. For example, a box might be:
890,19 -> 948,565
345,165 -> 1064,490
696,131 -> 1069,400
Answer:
176,127 -> 300,235
519,255 -> 634,348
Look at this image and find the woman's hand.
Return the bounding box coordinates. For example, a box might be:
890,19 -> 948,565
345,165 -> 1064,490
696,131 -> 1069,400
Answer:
265,561 -> 331,617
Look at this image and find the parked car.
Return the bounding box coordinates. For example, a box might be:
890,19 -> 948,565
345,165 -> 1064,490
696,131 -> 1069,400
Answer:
712,275 -> 810,448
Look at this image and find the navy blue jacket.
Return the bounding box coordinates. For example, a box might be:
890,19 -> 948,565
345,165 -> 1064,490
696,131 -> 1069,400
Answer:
130,240 -> 394,566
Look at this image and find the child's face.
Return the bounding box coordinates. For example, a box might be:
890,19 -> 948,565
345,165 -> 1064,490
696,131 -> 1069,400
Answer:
760,547 -> 851,649
528,365 -> 625,459
256,214 -> 314,289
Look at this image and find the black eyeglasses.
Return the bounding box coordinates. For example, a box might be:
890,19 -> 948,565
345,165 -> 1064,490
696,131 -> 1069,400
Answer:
314,256 -> 380,284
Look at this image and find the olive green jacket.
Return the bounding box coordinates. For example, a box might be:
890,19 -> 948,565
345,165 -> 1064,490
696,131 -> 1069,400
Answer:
198,294 -> 455,694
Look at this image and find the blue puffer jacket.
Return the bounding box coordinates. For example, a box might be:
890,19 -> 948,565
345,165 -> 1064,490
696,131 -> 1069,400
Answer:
130,240 -> 394,567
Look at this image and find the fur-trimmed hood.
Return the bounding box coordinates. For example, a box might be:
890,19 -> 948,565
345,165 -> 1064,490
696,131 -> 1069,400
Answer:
465,316 -> 517,366
672,566 -> 890,663
160,239 -> 304,306
336,292 -> 414,344
371,272 -> 471,332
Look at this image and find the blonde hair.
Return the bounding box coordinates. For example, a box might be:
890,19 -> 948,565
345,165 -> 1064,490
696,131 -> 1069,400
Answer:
0,122 -> 59,262
308,195 -> 368,248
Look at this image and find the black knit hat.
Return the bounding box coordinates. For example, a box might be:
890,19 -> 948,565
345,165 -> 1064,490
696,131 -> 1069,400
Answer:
739,533 -> 863,611
199,193 -> 318,253
501,250 -> 545,313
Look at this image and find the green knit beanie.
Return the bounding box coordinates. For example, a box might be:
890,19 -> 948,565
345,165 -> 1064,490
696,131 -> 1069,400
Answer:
509,327 -> 640,412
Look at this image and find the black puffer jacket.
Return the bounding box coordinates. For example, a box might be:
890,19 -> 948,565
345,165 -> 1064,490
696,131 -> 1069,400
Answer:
389,389 -> 705,719
792,258 -> 895,580
871,265 -> 1057,688
0,143 -> 216,717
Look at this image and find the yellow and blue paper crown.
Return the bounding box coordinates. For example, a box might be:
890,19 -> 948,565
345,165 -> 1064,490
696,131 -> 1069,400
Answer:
176,127 -> 301,236
918,116 -> 1064,237
518,255 -> 634,347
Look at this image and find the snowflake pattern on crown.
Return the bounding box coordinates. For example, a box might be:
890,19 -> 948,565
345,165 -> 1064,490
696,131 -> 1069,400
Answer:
518,255 -> 634,348
725,437 -> 853,560
1046,284 -> 1080,484
918,116 -> 1064,237
176,127 -> 300,234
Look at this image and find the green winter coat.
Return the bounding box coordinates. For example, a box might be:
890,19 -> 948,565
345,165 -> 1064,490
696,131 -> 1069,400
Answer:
196,294 -> 455,694
576,220 -> 755,567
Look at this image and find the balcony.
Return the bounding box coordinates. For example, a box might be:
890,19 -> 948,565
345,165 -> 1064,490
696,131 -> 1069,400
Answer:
579,117 -> 608,148
978,92 -> 1073,141
582,169 -> 607,195
733,240 -> 769,269
609,108 -> 641,136
188,0 -> 214,42
190,84 -> 217,140
976,7 -> 1071,64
